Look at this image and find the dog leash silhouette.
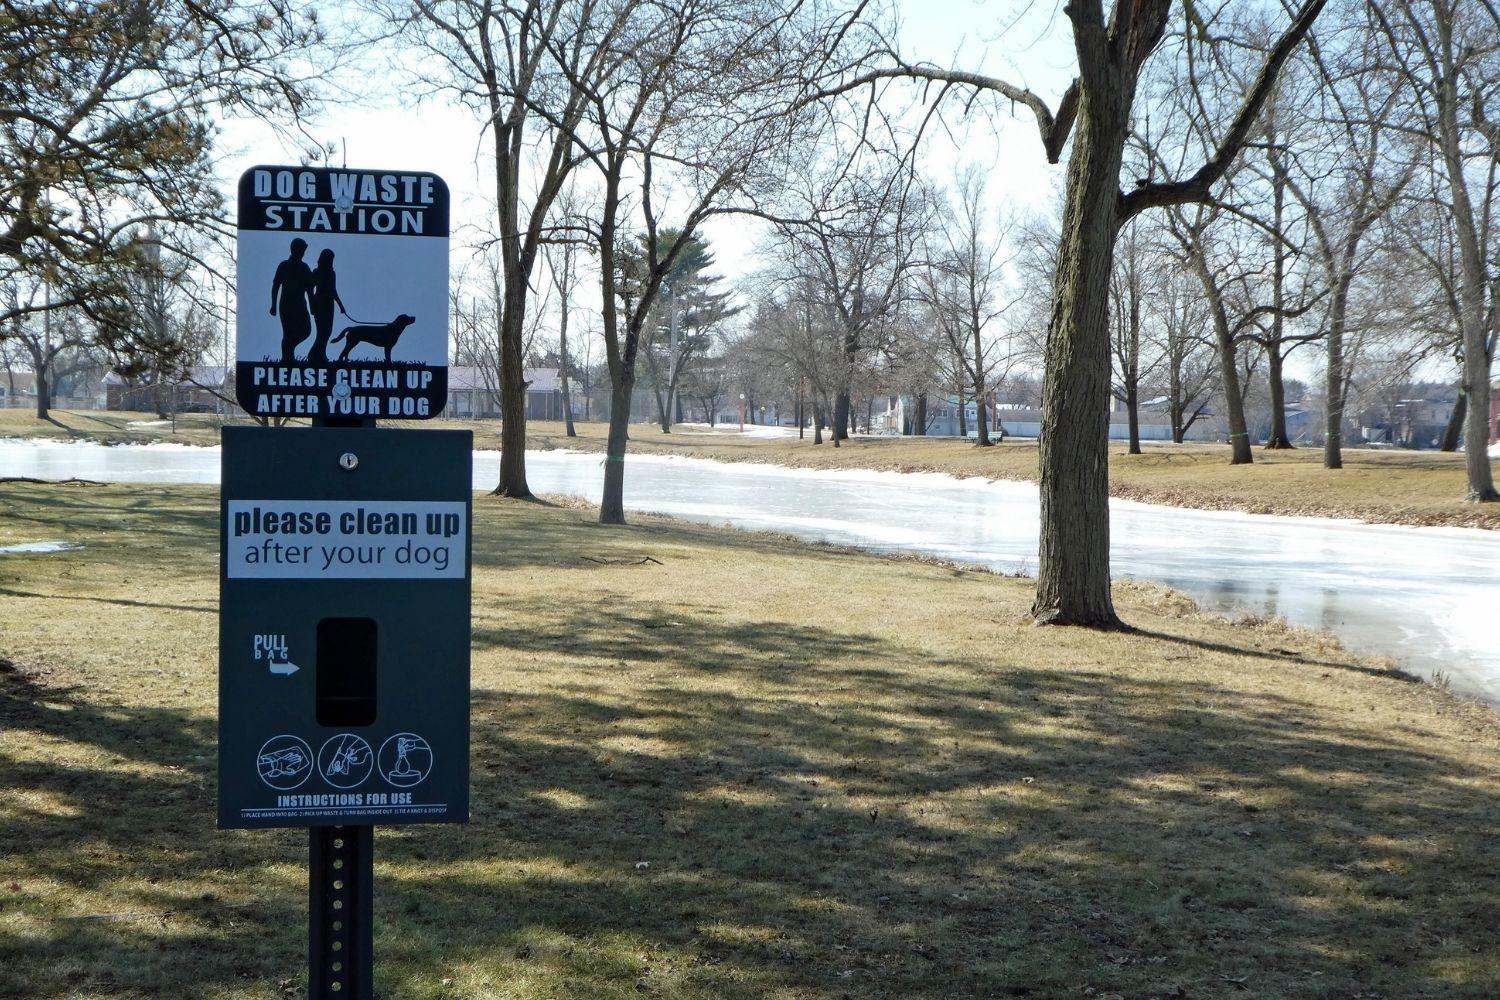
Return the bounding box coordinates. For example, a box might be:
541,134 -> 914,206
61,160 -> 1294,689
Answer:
337,311 -> 388,326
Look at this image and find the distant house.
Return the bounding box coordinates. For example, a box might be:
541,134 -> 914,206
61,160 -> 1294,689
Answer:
871,393 -> 1203,441
0,370 -> 38,408
870,395 -> 992,437
105,367 -> 233,413
1360,389 -> 1456,449
446,366 -> 565,420
4,365 -> 110,410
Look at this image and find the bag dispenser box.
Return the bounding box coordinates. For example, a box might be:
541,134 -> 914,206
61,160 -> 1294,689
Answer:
218,426 -> 472,828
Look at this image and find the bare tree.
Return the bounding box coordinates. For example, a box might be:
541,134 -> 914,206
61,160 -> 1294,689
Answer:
1146,268 -> 1220,442
1109,218 -> 1160,454
543,198 -> 585,437
1278,15 -> 1417,466
746,273 -> 842,444
1167,196 -> 1284,464
916,167 -> 1017,446
568,0 -> 823,523
389,0 -> 639,496
767,155 -> 929,447
1370,0 -> 1500,498
824,0 -> 1327,625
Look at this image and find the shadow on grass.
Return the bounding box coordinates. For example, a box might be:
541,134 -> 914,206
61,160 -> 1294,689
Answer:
0,585 -> 214,615
1132,626 -> 1423,684
6,596 -> 1497,999
446,607 -> 1497,998
0,677 -> 306,998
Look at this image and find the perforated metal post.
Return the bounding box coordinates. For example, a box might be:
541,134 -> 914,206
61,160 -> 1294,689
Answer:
309,825 -> 374,999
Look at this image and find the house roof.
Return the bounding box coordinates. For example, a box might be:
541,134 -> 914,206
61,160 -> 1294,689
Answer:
104,366 -> 230,387
447,366 -> 559,392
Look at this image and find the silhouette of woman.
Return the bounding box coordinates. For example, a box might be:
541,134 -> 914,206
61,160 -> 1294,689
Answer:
270,238 -> 313,362
307,248 -> 348,363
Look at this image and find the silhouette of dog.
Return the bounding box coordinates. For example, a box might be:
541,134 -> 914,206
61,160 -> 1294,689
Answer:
331,314 -> 416,362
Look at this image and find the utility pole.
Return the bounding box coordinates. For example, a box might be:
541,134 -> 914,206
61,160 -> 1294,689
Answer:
39,190 -> 51,418
223,268 -> 234,417
666,282 -> 678,431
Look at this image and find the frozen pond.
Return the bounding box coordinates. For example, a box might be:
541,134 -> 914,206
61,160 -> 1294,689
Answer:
4,436 -> 1499,703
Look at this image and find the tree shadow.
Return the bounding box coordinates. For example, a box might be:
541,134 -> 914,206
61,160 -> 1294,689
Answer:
0,676 -> 308,999
4,553 -> 1498,997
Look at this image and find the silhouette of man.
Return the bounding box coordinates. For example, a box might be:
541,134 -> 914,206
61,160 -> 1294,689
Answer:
270,238 -> 313,362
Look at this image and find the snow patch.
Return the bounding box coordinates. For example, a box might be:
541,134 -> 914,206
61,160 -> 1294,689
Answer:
0,540 -> 83,555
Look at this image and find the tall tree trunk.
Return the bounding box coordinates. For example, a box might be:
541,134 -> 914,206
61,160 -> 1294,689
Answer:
812,402 -> 824,444
1031,97 -> 1125,628
831,391 -> 849,447
832,326 -> 856,444
1169,358 -> 1186,443
600,374 -> 634,524
914,392 -> 927,435
1433,50 -> 1497,500
496,288 -> 533,497
957,387 -> 967,437
1460,326 -> 1496,499
1264,150 -> 1294,450
34,365 -> 49,421
1194,273 -> 1253,464
974,376 -> 991,447
1125,281 -> 1141,455
492,108 -> 534,499
1218,336 -> 1254,464
643,348 -> 671,433
1441,390 -> 1465,453
1324,278 -> 1350,468
559,313 -> 577,437
1265,347 -> 1293,449
972,313 -> 992,445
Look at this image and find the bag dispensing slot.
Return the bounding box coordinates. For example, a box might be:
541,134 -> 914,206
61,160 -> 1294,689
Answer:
316,617 -> 378,727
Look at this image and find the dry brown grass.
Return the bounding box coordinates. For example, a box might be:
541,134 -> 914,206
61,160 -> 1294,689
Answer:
0,408 -> 229,447
3,482 -> 1500,998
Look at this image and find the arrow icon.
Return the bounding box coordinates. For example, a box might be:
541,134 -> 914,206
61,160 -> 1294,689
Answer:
269,660 -> 300,676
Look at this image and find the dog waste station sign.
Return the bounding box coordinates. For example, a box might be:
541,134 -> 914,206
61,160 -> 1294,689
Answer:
221,165 -> 468,999
236,165 -> 450,419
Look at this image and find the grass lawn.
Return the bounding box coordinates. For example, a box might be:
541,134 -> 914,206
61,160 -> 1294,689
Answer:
2,482 -> 1499,998
6,409 -> 1500,529
0,407 -> 227,448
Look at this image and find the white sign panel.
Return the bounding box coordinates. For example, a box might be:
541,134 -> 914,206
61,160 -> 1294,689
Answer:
235,166 -> 450,419
226,500 -> 467,579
